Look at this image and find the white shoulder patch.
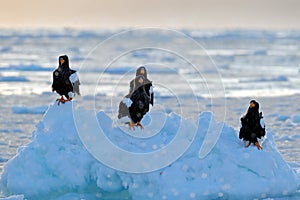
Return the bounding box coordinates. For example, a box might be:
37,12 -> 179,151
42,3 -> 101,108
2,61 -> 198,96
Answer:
149,86 -> 154,94
69,73 -> 78,84
122,98 -> 133,107
68,91 -> 74,98
260,118 -> 265,128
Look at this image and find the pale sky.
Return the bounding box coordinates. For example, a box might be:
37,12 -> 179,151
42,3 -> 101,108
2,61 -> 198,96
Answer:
0,0 -> 299,29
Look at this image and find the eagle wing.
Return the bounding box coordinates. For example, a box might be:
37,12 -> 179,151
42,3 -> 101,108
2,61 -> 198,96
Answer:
69,72 -> 80,95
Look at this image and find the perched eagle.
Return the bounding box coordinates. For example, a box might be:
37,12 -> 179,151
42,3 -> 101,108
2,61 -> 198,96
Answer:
239,100 -> 266,150
118,75 -> 151,129
51,55 -> 80,105
129,66 -> 154,105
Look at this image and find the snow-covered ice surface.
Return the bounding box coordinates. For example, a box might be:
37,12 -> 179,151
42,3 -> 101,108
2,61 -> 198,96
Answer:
0,28 -> 300,199
0,102 -> 299,200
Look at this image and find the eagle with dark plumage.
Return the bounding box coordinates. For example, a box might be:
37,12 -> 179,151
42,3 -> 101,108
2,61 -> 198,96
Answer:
51,55 -> 80,105
118,75 -> 151,129
239,100 -> 266,150
129,66 -> 154,105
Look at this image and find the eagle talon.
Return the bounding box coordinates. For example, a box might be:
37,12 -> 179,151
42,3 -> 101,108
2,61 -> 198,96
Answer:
56,97 -> 65,105
56,97 -> 72,106
136,122 -> 143,129
255,142 -> 263,150
245,141 -> 251,148
65,97 -> 72,103
129,121 -> 135,130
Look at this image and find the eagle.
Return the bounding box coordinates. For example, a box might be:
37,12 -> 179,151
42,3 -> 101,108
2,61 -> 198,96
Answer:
239,100 -> 266,150
51,55 -> 80,105
118,75 -> 151,129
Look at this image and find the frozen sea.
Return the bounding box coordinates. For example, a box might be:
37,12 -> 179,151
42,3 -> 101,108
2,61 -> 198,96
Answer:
0,28 -> 300,199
